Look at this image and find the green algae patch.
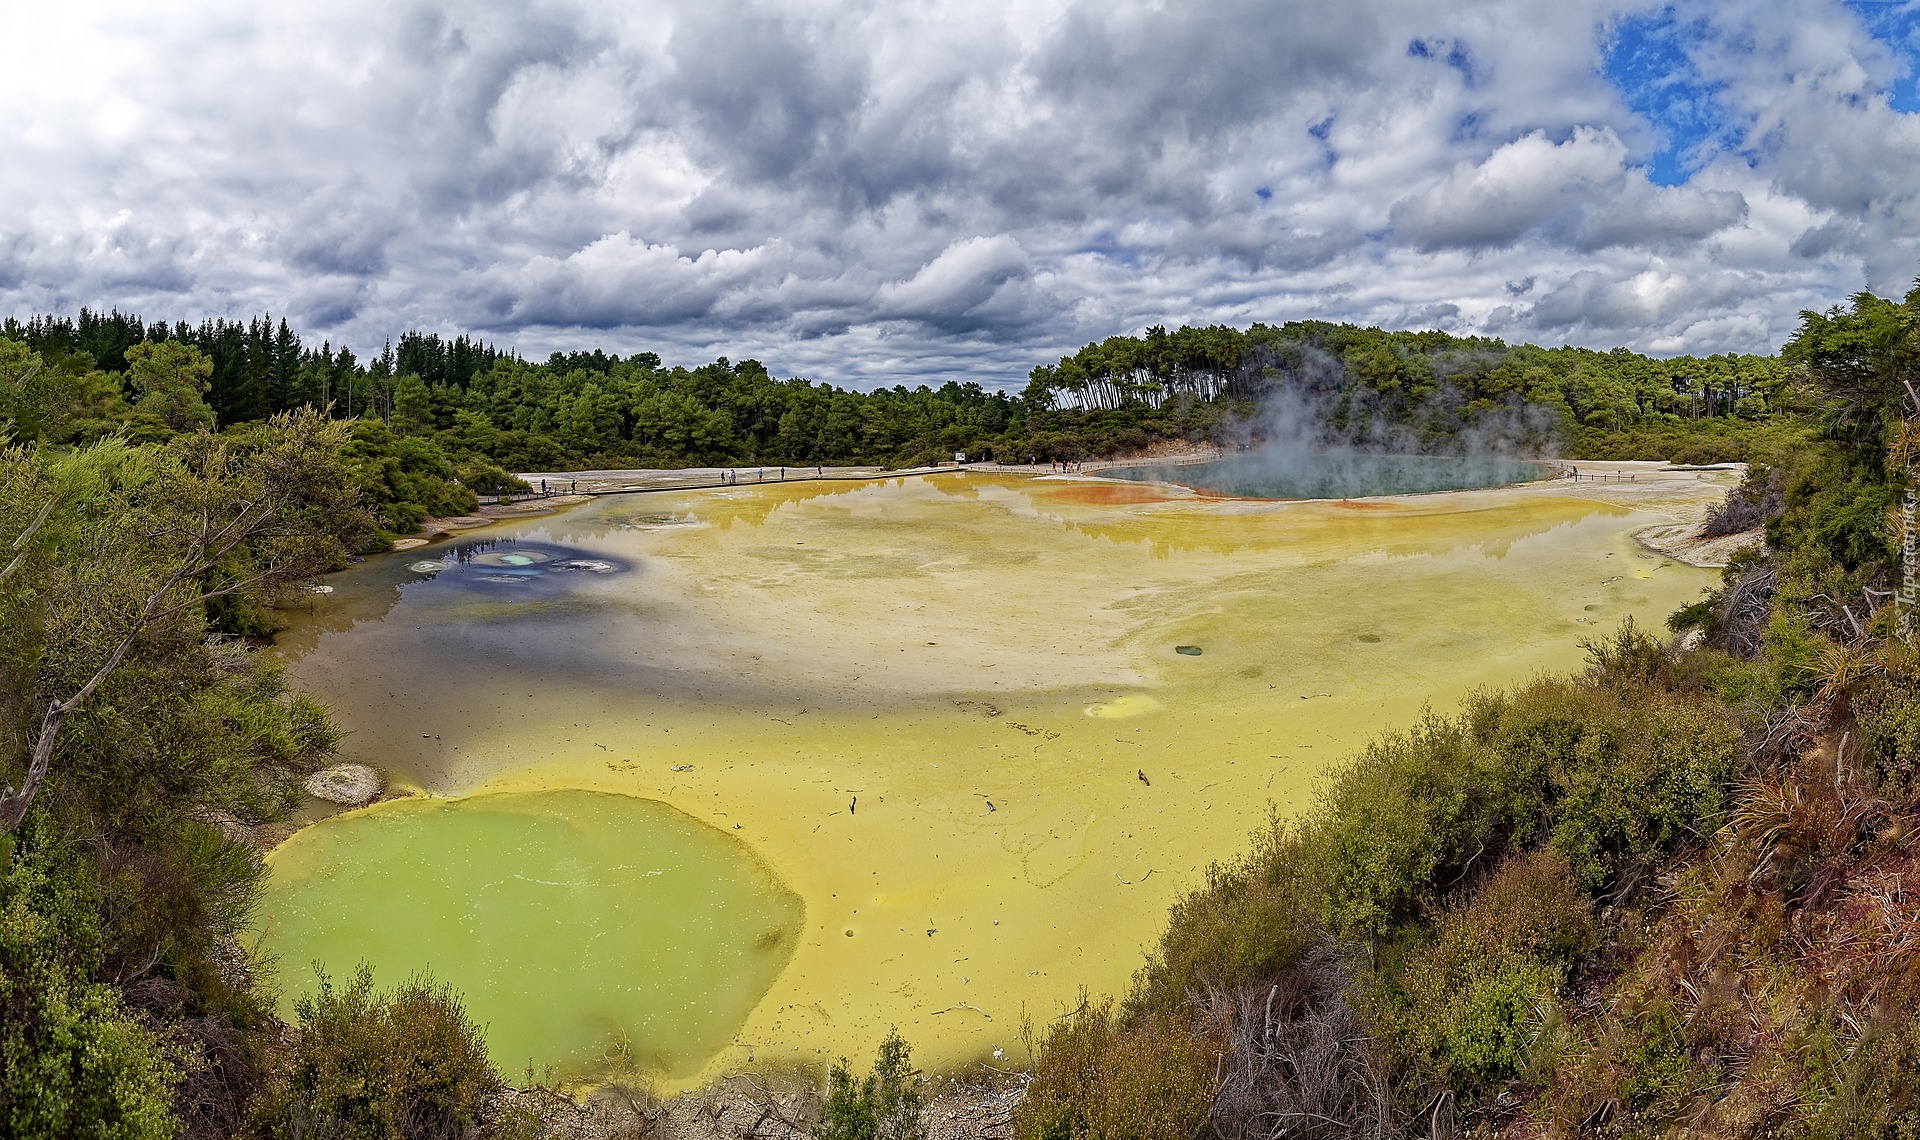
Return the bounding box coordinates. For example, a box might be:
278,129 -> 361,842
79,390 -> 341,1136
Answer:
257,789 -> 802,1081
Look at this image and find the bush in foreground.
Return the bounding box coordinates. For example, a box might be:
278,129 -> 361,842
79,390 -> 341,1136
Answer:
815,1028 -> 926,1140
254,964 -> 513,1140
1015,998 -> 1218,1140
0,821 -> 178,1140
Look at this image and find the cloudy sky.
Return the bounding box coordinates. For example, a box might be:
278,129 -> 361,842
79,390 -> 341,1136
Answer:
3,0 -> 1919,387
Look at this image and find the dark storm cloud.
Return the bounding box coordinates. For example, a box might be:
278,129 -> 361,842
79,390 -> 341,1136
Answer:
4,0 -> 1920,384
1034,0 -> 1382,147
665,3 -> 869,187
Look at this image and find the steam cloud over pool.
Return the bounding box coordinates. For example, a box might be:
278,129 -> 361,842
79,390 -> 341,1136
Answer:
1106,451 -> 1546,499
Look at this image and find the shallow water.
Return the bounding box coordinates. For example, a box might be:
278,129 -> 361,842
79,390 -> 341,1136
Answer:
267,470 -> 1720,1086
258,789 -> 801,1078
1107,452 -> 1544,498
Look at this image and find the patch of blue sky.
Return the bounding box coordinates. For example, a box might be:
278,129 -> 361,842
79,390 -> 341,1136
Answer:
1307,114 -> 1337,170
1601,8 -> 1735,186
1407,37 -> 1479,86
1444,42 -> 1478,86
1846,0 -> 1920,111
1607,3 -> 1920,186
1079,231 -> 1143,268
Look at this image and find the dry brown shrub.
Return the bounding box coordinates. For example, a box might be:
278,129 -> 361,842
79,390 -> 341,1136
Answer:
1202,940 -> 1387,1140
1013,997 -> 1221,1140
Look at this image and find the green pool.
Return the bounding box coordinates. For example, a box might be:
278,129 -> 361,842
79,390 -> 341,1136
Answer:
257,789 -> 803,1079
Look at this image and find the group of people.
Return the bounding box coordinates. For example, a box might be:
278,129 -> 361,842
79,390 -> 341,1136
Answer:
718,466 -> 826,485
529,465 -> 887,496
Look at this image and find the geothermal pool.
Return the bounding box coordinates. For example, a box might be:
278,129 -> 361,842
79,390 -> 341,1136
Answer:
262,790 -> 800,1075
261,466 -> 1727,1087
1107,452 -> 1546,499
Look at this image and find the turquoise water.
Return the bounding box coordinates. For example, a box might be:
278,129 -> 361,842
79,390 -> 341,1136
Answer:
1107,452 -> 1546,499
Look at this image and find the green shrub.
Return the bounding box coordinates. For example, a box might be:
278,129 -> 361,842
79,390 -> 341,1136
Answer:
1306,708 -> 1524,941
1609,997 -> 1699,1119
1801,1010 -> 1920,1139
1855,668 -> 1920,794
1387,852 -> 1595,1102
341,419 -> 478,537
1288,668 -> 1738,938
1579,616 -> 1670,685
1126,820 -> 1316,1018
0,821 -> 179,1140
1546,993 -> 1704,1132
814,1029 -> 925,1140
256,964 -> 504,1140
1691,645 -> 1799,712
454,461 -> 528,500
1500,685 -> 1742,893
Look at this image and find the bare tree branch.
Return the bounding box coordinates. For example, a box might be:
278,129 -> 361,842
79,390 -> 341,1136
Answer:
0,493 -> 60,585
1,416 -> 360,831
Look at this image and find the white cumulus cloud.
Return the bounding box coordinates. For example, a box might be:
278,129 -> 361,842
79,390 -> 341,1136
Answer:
0,0 -> 1917,384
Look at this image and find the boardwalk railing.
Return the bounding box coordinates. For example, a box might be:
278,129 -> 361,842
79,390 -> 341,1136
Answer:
483,464 -> 952,502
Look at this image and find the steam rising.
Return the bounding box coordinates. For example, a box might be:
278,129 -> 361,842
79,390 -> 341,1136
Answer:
1108,452 -> 1544,500
1116,342 -> 1564,499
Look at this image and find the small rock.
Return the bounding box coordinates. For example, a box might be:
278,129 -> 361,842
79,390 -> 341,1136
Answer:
303,764 -> 383,806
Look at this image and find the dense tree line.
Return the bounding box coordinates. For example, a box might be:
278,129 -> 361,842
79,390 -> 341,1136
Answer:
7,309 -> 1801,496
2,310 -> 1034,469
1028,320 -> 1792,460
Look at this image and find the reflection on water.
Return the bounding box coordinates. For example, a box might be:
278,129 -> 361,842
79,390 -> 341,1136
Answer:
1106,452 -> 1545,499
267,470 -> 1715,1084
258,789 -> 801,1079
